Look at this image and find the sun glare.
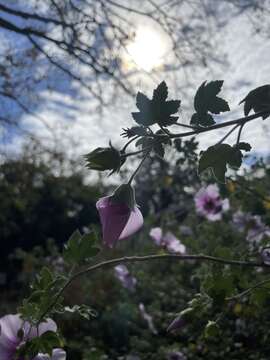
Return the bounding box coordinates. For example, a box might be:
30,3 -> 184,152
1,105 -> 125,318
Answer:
125,26 -> 168,72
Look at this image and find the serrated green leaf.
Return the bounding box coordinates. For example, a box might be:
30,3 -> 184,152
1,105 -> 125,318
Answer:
203,269 -> 234,305
38,331 -> 63,356
198,143 -> 243,183
64,230 -> 100,264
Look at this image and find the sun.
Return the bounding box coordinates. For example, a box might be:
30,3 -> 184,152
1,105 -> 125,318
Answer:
125,26 -> 169,72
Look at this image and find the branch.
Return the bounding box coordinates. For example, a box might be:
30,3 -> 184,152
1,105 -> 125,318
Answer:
0,3 -> 64,26
147,109 -> 270,140
39,252 -> 267,322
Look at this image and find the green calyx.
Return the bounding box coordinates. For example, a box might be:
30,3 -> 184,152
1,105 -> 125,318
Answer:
84,143 -> 121,172
110,183 -> 136,209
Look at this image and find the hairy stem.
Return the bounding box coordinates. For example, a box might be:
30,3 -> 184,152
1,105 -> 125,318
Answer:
216,124 -> 239,145
39,252 -> 267,322
127,150 -> 151,184
121,135 -> 140,153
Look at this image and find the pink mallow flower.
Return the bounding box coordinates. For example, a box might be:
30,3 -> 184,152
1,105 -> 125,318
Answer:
0,314 -> 66,360
232,211 -> 270,244
96,184 -> 143,248
114,265 -> 137,291
194,184 -> 229,221
149,228 -> 186,254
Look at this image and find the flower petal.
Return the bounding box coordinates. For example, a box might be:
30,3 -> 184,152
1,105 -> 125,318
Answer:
0,314 -> 22,358
34,349 -> 66,360
119,207 -> 143,239
149,227 -> 163,245
23,318 -> 57,340
96,196 -> 130,247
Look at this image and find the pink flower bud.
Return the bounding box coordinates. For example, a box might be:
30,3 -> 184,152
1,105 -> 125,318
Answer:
96,196 -> 143,248
167,308 -> 193,332
167,315 -> 186,332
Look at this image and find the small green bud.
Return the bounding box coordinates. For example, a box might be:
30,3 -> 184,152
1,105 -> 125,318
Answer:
84,144 -> 121,172
121,126 -> 148,138
110,183 -> 136,209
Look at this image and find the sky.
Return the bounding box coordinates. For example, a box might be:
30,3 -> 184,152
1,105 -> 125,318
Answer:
1,0 -> 270,166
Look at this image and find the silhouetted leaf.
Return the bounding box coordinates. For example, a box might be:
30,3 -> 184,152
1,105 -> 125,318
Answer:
190,113 -> 215,126
152,80 -> 168,103
239,84 -> 270,119
235,142 -> 252,152
132,81 -> 181,127
198,143 -> 245,183
191,80 -> 230,127
208,97 -> 230,114
136,92 -> 151,111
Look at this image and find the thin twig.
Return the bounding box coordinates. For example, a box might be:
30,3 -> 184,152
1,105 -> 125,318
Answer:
226,277 -> 270,301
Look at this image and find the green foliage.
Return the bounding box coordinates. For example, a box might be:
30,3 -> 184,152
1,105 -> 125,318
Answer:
191,80 -> 230,126
0,157 -> 102,265
198,143 -> 251,183
18,266 -> 66,323
111,183 -> 136,209
132,81 -> 181,127
16,330 -> 63,359
4,152 -> 270,359
239,84 -> 270,119
3,80 -> 270,359
62,305 -> 97,320
135,132 -> 171,158
64,230 -> 100,264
